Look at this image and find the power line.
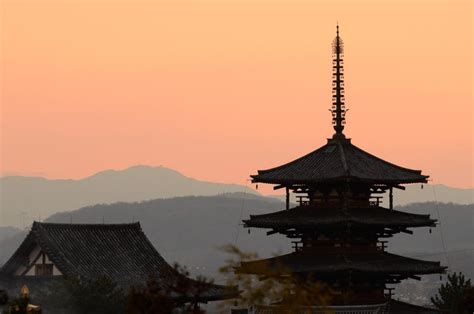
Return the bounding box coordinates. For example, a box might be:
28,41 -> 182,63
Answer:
431,182 -> 451,270
234,179 -> 250,245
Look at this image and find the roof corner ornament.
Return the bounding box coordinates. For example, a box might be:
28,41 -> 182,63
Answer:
331,24 -> 346,138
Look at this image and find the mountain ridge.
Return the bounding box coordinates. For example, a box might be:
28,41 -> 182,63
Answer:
1,165 -> 472,228
0,165 -> 258,228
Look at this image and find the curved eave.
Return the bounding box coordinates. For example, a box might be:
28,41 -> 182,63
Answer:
237,252 -> 446,276
250,174 -> 429,186
243,207 -> 436,230
243,219 -> 437,230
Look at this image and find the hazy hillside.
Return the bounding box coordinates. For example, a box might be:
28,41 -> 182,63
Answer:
389,203 -> 474,255
2,165 -> 471,229
0,165 -> 257,228
392,184 -> 473,206
0,226 -> 21,244
1,196 -> 472,288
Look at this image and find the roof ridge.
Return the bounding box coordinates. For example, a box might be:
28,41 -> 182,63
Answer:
33,221 -> 141,229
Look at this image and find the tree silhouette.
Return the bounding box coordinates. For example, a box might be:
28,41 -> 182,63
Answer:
125,263 -> 212,314
431,272 -> 472,313
219,244 -> 333,313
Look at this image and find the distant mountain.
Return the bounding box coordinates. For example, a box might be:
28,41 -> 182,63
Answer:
388,202 -> 474,256
1,196 -> 472,287
2,165 -> 471,229
392,184 -> 473,206
0,165 -> 257,228
0,226 -> 21,244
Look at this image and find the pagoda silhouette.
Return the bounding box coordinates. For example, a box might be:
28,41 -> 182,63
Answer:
237,26 -> 446,313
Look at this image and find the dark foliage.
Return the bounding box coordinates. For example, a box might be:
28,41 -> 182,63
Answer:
35,276 -> 124,314
0,289 -> 8,305
459,287 -> 474,313
431,272 -> 473,313
125,263 -> 210,314
219,245 -> 332,312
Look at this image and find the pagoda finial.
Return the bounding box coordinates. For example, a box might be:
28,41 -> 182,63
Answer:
331,24 -> 346,136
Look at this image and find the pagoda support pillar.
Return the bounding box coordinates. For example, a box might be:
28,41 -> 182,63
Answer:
389,187 -> 393,210
286,187 -> 290,210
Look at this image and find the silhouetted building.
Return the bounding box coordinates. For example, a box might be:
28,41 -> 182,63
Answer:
237,26 -> 445,313
0,222 -> 231,303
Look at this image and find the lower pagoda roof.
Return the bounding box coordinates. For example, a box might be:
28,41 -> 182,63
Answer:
237,251 -> 446,277
239,300 -> 443,313
251,137 -> 428,185
243,206 -> 436,229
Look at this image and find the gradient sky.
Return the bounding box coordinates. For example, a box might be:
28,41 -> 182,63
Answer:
1,0 -> 472,189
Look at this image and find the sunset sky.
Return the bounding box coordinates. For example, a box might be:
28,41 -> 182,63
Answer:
1,0 -> 472,189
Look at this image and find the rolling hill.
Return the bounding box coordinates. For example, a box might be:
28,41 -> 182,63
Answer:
0,165 -> 257,228
2,165 -> 472,229
1,195 -> 472,286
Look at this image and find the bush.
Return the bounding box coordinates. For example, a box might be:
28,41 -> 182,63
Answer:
125,263 -> 210,314
35,276 -> 125,314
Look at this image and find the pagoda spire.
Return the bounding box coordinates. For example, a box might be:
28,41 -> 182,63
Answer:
331,24 -> 346,136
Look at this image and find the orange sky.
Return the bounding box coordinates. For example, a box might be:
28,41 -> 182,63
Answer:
1,0 -> 472,188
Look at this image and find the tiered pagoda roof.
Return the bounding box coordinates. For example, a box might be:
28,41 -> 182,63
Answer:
244,206 -> 436,229
238,251 -> 445,277
251,137 -> 428,185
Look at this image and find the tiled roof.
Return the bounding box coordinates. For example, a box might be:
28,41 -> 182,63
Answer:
0,222 -> 233,302
237,251 -> 445,276
251,137 -> 428,185
242,300 -> 443,313
244,206 -> 436,229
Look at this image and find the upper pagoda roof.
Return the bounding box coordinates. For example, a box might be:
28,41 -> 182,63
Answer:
251,137 -> 428,185
0,222 -> 233,302
244,206 -> 436,229
237,251 -> 445,276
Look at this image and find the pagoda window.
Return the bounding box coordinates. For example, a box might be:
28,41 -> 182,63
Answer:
35,264 -> 53,276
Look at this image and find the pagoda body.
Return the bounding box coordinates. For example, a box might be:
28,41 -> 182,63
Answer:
237,27 -> 445,313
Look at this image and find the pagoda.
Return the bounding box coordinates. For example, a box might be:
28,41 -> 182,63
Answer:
237,26 -> 446,313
